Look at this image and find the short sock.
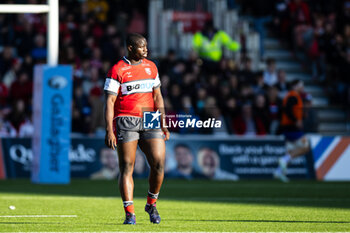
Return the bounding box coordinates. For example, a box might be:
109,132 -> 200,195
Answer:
146,191 -> 159,206
123,201 -> 134,214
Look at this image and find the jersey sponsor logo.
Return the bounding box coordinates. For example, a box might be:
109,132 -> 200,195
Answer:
121,79 -> 155,95
145,68 -> 152,75
126,83 -> 153,91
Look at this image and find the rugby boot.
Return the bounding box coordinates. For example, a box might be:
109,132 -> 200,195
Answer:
145,203 -> 161,224
123,212 -> 136,225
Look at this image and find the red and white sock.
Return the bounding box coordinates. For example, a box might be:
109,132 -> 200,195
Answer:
123,201 -> 134,214
146,191 -> 159,206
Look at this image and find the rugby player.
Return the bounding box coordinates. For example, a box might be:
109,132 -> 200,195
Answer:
274,79 -> 310,182
104,33 -> 170,225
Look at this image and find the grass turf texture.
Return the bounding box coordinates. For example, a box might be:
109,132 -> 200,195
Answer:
0,179 -> 350,232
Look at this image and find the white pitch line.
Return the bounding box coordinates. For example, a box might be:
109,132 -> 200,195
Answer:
0,215 -> 77,218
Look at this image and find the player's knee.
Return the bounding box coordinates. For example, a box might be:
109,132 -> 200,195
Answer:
151,161 -> 164,174
119,161 -> 134,174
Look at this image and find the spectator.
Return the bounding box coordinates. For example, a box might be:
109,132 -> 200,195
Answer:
31,34 -> 47,62
228,74 -> 240,97
181,73 -> 196,97
86,0 -> 109,23
178,96 -> 199,134
159,49 -> 177,75
224,97 -> 239,134
254,71 -> 269,94
232,102 -> 267,136
240,83 -> 255,102
289,0 -> 311,26
0,46 -> 15,77
253,94 -> 270,133
192,20 -> 240,73
169,84 -> 182,112
275,69 -> 289,98
15,20 -> 35,57
217,84 -> 231,110
206,74 -> 220,97
195,87 -> 207,113
0,119 -> 16,137
2,58 -> 23,89
238,57 -> 256,86
5,99 -> 32,137
267,86 -> 282,134
72,85 -> 90,134
9,72 -> 33,105
263,58 -> 278,86
160,75 -> 170,98
0,80 -> 9,108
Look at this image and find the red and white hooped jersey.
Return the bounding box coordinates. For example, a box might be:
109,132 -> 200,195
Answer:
104,57 -> 161,118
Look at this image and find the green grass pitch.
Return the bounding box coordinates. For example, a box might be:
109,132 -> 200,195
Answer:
0,179 -> 350,232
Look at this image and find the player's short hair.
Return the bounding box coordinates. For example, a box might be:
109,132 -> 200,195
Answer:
126,33 -> 145,47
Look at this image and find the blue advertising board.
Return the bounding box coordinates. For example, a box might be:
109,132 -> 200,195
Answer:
32,65 -> 72,184
0,138 -> 138,180
164,137 -> 315,180
1,136 -> 315,181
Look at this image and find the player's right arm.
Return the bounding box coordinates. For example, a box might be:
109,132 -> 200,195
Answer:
104,64 -> 121,150
105,93 -> 117,150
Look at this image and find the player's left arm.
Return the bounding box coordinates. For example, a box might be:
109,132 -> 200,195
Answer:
153,87 -> 170,141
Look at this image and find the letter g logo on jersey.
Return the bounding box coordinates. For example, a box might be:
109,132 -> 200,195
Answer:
127,84 -> 141,91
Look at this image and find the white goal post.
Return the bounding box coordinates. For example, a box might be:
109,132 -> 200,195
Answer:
0,1 -> 59,66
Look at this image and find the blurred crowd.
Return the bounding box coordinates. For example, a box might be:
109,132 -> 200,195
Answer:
269,0 -> 350,105
0,0 -> 147,136
157,49 -> 315,135
0,0 -> 338,138
241,0 -> 350,102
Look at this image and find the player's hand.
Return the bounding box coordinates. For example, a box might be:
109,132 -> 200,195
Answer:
162,128 -> 170,141
105,132 -> 117,150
